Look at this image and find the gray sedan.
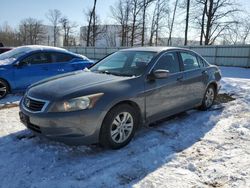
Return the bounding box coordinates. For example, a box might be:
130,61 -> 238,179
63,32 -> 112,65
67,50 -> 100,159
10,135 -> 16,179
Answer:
19,47 -> 221,149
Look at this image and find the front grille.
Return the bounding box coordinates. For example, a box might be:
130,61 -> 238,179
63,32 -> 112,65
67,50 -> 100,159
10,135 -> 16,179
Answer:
23,96 -> 46,112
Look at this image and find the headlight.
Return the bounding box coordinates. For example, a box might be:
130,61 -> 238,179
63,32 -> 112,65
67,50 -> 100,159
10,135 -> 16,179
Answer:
51,93 -> 104,112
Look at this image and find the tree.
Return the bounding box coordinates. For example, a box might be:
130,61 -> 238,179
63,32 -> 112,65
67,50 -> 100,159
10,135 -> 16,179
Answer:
86,0 -> 97,46
168,0 -> 179,46
221,14 -> 250,45
141,0 -> 155,46
80,15 -> 102,46
195,0 -> 239,45
59,17 -> 77,46
184,0 -> 190,45
130,0 -> 144,46
110,0 -> 131,46
148,0 -> 169,46
19,18 -> 45,45
46,9 -> 62,46
0,22 -> 21,46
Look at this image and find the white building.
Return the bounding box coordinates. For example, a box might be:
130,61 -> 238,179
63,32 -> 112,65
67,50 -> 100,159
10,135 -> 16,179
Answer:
40,25 -> 63,47
80,25 -> 122,47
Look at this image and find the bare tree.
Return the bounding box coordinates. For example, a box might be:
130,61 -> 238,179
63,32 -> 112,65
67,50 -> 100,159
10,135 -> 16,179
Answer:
19,18 -> 45,45
103,25 -> 120,47
141,0 -> 155,46
110,0 -> 131,46
194,0 -> 239,45
46,9 -> 62,46
130,0 -> 144,46
241,17 -> 250,44
0,22 -> 21,46
168,0 -> 179,46
59,17 -> 77,46
221,14 -> 250,45
83,11 -> 103,46
184,0 -> 190,45
149,0 -> 169,46
86,0 -> 97,46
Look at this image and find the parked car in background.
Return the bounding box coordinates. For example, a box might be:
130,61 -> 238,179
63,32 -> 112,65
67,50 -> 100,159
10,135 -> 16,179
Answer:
20,47 -> 221,149
0,47 -> 13,54
0,45 -> 93,99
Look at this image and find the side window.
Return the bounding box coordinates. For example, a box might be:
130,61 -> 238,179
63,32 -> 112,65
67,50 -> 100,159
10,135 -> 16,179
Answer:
197,55 -> 208,68
180,52 -> 200,71
51,53 -> 74,63
22,53 -> 51,65
153,52 -> 180,73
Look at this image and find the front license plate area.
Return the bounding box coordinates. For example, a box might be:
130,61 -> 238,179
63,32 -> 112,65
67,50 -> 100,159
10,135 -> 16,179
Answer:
19,112 -> 30,125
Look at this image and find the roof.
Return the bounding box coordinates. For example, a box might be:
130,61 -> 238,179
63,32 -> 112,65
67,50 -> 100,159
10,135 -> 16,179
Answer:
120,46 -> 184,53
15,45 -> 67,52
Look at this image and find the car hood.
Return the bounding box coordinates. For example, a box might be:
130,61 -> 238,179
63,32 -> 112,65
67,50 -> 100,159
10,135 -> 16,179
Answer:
27,71 -> 131,100
0,59 -> 14,66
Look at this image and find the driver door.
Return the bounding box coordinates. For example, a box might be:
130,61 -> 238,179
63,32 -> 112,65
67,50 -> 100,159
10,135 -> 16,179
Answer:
14,52 -> 52,90
145,51 -> 185,122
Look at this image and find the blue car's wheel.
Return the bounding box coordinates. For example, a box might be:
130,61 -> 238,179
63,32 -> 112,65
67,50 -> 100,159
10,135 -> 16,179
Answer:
0,79 -> 9,99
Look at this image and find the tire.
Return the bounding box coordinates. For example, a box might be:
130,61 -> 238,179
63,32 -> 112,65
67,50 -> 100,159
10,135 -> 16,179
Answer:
200,85 -> 216,110
99,104 -> 139,149
0,79 -> 9,99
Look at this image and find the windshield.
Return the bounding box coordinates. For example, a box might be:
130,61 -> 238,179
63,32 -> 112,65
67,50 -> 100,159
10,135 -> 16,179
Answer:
0,47 -> 30,61
90,51 -> 156,76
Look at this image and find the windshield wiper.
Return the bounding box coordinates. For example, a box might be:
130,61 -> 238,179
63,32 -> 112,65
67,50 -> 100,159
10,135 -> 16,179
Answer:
97,70 -> 132,77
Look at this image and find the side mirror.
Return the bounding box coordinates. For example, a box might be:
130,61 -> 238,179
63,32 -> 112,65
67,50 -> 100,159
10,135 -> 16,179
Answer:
13,61 -> 20,67
14,61 -> 28,67
148,69 -> 170,80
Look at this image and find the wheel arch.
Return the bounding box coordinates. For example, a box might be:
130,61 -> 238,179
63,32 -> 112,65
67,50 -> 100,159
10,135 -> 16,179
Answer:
207,81 -> 218,94
98,100 -> 143,141
105,100 -> 143,125
0,78 -> 11,92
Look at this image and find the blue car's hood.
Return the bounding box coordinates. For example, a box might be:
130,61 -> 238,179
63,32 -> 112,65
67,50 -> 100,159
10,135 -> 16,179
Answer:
0,59 -> 14,65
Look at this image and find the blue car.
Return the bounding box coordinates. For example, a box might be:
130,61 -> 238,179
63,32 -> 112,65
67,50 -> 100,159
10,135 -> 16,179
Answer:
0,45 -> 93,99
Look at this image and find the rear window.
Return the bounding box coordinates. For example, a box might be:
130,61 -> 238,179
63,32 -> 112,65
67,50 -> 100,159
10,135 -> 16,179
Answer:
51,53 -> 74,63
197,55 -> 209,67
180,52 -> 200,71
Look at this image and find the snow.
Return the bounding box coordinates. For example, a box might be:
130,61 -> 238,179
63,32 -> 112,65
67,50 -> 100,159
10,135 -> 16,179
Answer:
0,66 -> 250,187
0,94 -> 22,108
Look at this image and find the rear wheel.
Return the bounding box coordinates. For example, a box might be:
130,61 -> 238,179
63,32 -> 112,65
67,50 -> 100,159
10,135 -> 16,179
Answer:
200,85 -> 216,110
0,79 -> 9,99
100,104 -> 139,149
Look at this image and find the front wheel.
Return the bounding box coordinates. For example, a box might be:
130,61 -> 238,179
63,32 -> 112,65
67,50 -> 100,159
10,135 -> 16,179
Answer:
200,85 -> 216,110
99,104 -> 139,149
0,79 -> 9,99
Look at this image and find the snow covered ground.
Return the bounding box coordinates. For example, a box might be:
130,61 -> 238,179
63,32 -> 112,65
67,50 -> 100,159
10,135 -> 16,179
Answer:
0,66 -> 250,188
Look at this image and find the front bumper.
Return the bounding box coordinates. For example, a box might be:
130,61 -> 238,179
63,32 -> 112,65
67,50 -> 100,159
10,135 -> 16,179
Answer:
19,103 -> 106,145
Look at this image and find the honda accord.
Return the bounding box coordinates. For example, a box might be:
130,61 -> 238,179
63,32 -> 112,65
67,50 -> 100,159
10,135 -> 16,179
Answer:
19,47 -> 221,149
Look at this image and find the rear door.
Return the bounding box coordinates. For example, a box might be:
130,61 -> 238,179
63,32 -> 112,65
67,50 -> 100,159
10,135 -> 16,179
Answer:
145,51 -> 185,121
14,52 -> 52,90
178,51 -> 207,106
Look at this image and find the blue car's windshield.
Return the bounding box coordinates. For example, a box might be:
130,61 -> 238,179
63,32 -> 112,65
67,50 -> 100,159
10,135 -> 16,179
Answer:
0,47 -> 30,61
90,51 -> 156,76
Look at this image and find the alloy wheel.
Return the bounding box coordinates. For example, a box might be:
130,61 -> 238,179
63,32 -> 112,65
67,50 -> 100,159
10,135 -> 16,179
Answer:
0,82 -> 7,98
110,112 -> 134,143
205,87 -> 215,107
